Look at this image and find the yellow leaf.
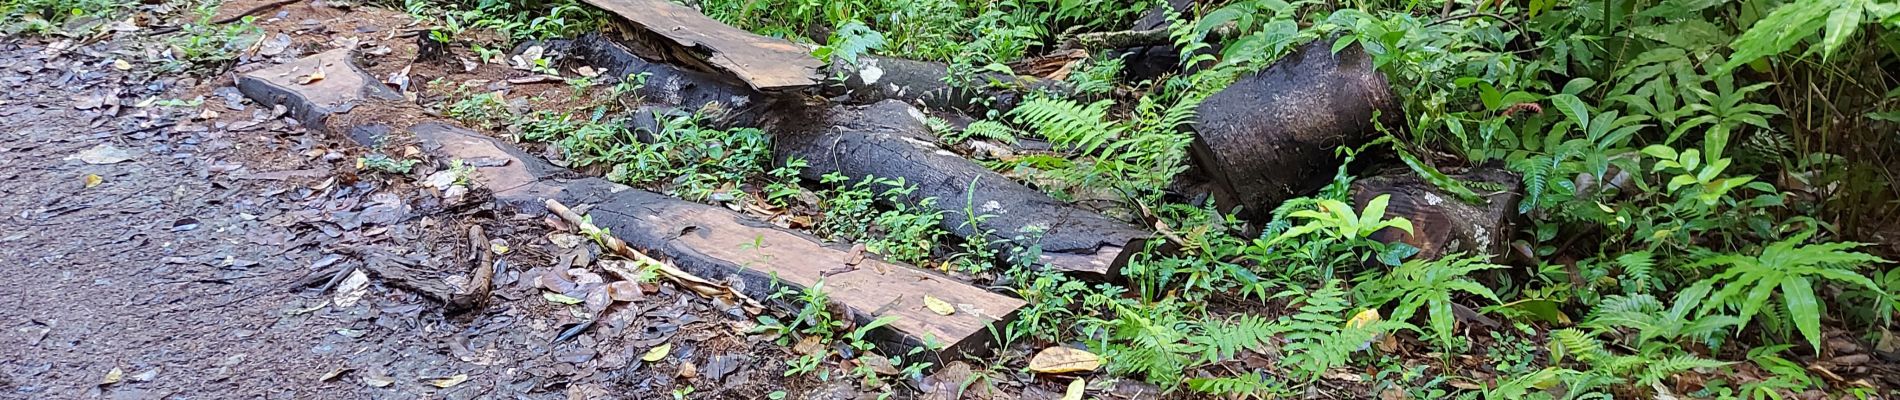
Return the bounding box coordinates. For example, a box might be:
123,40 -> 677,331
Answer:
101,367 -> 124,385
642,343 -> 672,362
490,243 -> 510,255
297,69 -> 326,85
84,174 -> 102,188
429,374 -> 468,388
113,59 -> 131,70
1060,378 -> 1085,400
1345,308 -> 1381,329
1028,347 -> 1100,374
923,295 -> 955,316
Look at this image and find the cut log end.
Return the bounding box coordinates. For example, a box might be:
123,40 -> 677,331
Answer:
1350,168 -> 1521,262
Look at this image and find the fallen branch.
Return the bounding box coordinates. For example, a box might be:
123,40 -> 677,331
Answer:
447,225 -> 497,313
544,199 -> 764,313
1060,22 -> 1236,51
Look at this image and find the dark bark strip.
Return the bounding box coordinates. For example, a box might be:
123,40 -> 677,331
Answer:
777,100 -> 1153,281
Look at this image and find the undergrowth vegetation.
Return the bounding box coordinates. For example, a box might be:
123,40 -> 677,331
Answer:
19,0 -> 1899,396
412,0 -> 1900,396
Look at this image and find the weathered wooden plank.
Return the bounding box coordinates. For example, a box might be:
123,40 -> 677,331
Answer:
559,179 -> 1024,356
582,0 -> 823,91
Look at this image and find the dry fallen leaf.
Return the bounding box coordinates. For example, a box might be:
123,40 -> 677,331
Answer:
429,374 -> 468,388
923,295 -> 955,316
1028,347 -> 1101,374
642,343 -> 672,362
101,367 -> 124,385
542,292 -> 584,305
361,375 -> 395,387
67,143 -> 134,164
319,367 -> 352,381
1061,378 -> 1086,400
792,335 -> 824,355
84,174 -> 102,188
332,269 -> 369,307
297,69 -> 326,85
113,59 -> 131,70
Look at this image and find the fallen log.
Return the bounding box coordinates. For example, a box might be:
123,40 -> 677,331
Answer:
776,100 -> 1153,281
1191,41 -> 1401,221
239,48 -> 1025,359
1350,168 -> 1520,262
824,55 -> 1070,114
551,34 -> 1067,118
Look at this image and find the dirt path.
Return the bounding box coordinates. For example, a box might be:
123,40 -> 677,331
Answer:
0,38 -> 463,398
0,32 -> 820,398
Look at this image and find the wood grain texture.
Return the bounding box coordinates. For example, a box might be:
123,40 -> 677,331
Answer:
559,179 -> 1025,357
582,0 -> 822,91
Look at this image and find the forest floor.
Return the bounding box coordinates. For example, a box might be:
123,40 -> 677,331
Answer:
0,16 -> 814,400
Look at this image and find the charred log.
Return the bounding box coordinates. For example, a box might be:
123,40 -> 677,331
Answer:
776,100 -> 1152,281
824,56 -> 1070,114
1190,41 -> 1401,221
1350,168 -> 1520,262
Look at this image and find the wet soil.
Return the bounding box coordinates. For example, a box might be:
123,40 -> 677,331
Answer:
0,34 -> 804,399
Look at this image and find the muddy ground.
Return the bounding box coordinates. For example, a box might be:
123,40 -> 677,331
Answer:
0,35 -> 818,400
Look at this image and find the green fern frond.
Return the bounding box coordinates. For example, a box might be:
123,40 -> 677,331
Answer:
951,120 -> 1019,145
1186,373 -> 1282,398
1009,96 -> 1124,156
1192,315 -> 1280,362
1637,355 -> 1730,386
1616,251 -> 1657,293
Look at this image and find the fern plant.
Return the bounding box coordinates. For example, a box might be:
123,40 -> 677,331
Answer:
1692,228 -> 1892,352
1009,96 -> 1122,156
1584,282 -> 1739,348
1274,281 -> 1409,381
1354,254 -> 1505,348
1548,328 -> 1731,388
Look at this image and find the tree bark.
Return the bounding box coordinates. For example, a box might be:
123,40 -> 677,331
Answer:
776,100 -> 1152,281
1191,41 -> 1402,221
1350,168 -> 1520,262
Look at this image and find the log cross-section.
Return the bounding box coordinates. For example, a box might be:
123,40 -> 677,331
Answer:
582,0 -> 823,91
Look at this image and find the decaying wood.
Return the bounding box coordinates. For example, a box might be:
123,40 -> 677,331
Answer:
777,100 -> 1152,281
541,35 -> 798,130
544,199 -> 765,313
1062,23 -> 1237,51
447,225 -> 497,313
552,179 -> 1025,358
243,31 -> 1026,358
552,34 -> 1066,117
580,0 -> 823,91
1350,168 -> 1520,262
1191,41 -> 1401,221
826,55 -> 1071,114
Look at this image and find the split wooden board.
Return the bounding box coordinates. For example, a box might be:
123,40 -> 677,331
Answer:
582,0 -> 823,91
